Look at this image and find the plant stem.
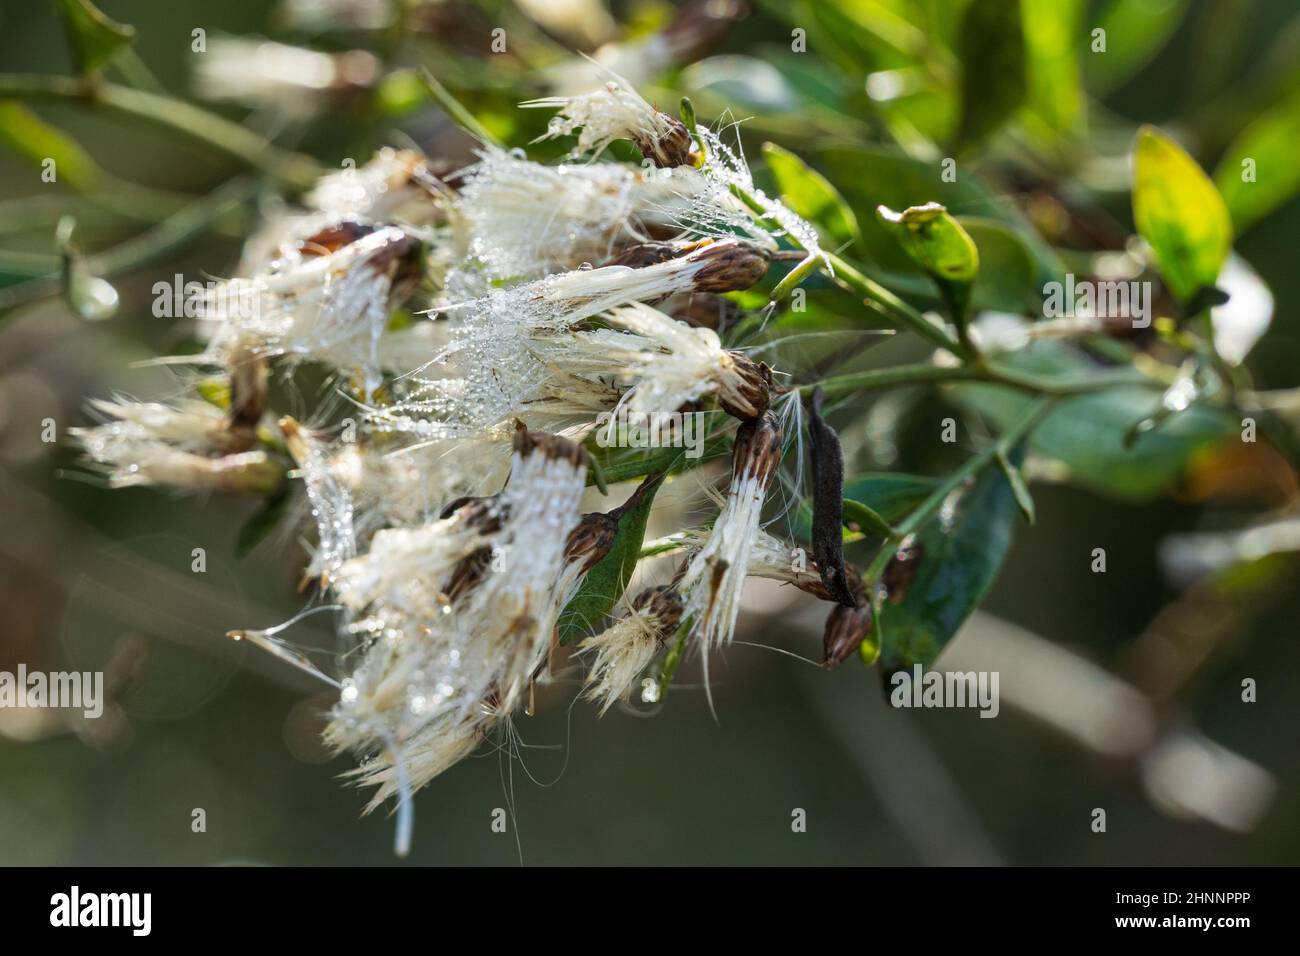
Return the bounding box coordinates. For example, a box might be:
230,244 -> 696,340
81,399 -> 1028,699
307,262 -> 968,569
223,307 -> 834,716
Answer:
730,182 -> 965,354
419,69 -> 504,147
655,620 -> 692,700
862,396 -> 1055,584
804,361 -> 1163,400
769,253 -> 820,304
0,176 -> 260,313
822,249 -> 966,355
0,74 -> 324,189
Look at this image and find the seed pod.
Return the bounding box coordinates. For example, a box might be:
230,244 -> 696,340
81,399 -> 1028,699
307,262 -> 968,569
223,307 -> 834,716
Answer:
632,112 -> 694,167
605,239 -> 707,269
564,511 -> 619,573
790,561 -> 862,604
299,220 -> 376,257
718,352 -> 773,420
731,409 -> 783,486
882,537 -> 925,604
632,585 -> 685,636
804,388 -> 856,606
822,598 -> 873,668
690,240 -> 771,293
512,419 -> 589,470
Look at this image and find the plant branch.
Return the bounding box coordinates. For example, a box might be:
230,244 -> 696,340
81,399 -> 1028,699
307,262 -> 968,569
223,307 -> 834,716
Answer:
823,249 -> 966,355
0,74 -> 324,189
730,182 -> 966,354
863,396 -> 1056,585
0,176 -> 260,314
804,361 -> 1165,400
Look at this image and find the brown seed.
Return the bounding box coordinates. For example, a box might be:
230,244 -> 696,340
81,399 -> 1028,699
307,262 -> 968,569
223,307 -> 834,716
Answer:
689,240 -> 771,293
512,420 -> 588,469
730,409 -> 783,487
791,561 -> 862,603
822,598 -> 873,668
367,231 -> 425,294
299,220 -> 376,257
605,240 -> 708,269
444,546 -> 493,603
632,585 -> 685,637
564,512 -> 618,573
440,495 -> 507,534
223,345 -> 268,452
718,352 -> 773,420
632,113 -> 694,168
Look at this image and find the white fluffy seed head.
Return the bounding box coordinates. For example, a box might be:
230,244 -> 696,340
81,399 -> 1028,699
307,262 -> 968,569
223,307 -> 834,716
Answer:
72,400 -> 280,493
324,429 -> 589,800
523,76 -> 691,166
306,148 -> 443,224
282,418 -> 357,582
580,608 -> 661,715
199,225 -> 422,395
681,413 -> 783,650
372,243 -> 762,441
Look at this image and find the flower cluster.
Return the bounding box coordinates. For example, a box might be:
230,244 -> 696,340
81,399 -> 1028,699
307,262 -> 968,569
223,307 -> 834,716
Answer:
76,76 -> 867,850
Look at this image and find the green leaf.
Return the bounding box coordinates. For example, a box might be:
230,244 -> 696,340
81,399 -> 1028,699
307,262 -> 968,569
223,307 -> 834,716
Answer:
842,499 -> 893,537
762,142 -> 861,249
1022,0 -> 1084,136
995,446 -> 1035,525
53,0 -> 135,75
557,474 -> 664,645
1132,126 -> 1233,303
955,341 -> 1235,500
843,472 -> 938,523
961,217 -> 1038,313
1214,87 -> 1300,233
0,103 -> 103,191
1084,0 -> 1189,93
879,449 -> 1024,669
955,0 -> 1027,149
795,472 -> 936,544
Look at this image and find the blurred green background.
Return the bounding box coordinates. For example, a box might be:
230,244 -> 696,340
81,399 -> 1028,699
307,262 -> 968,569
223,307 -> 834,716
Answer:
0,0 -> 1297,865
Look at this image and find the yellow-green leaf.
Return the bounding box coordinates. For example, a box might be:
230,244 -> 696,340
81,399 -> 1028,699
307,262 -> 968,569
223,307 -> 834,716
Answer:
762,142 -> 861,249
1214,87 -> 1300,234
1132,126 -> 1233,304
1022,0 -> 1084,137
53,0 -> 135,75
0,102 -> 103,191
